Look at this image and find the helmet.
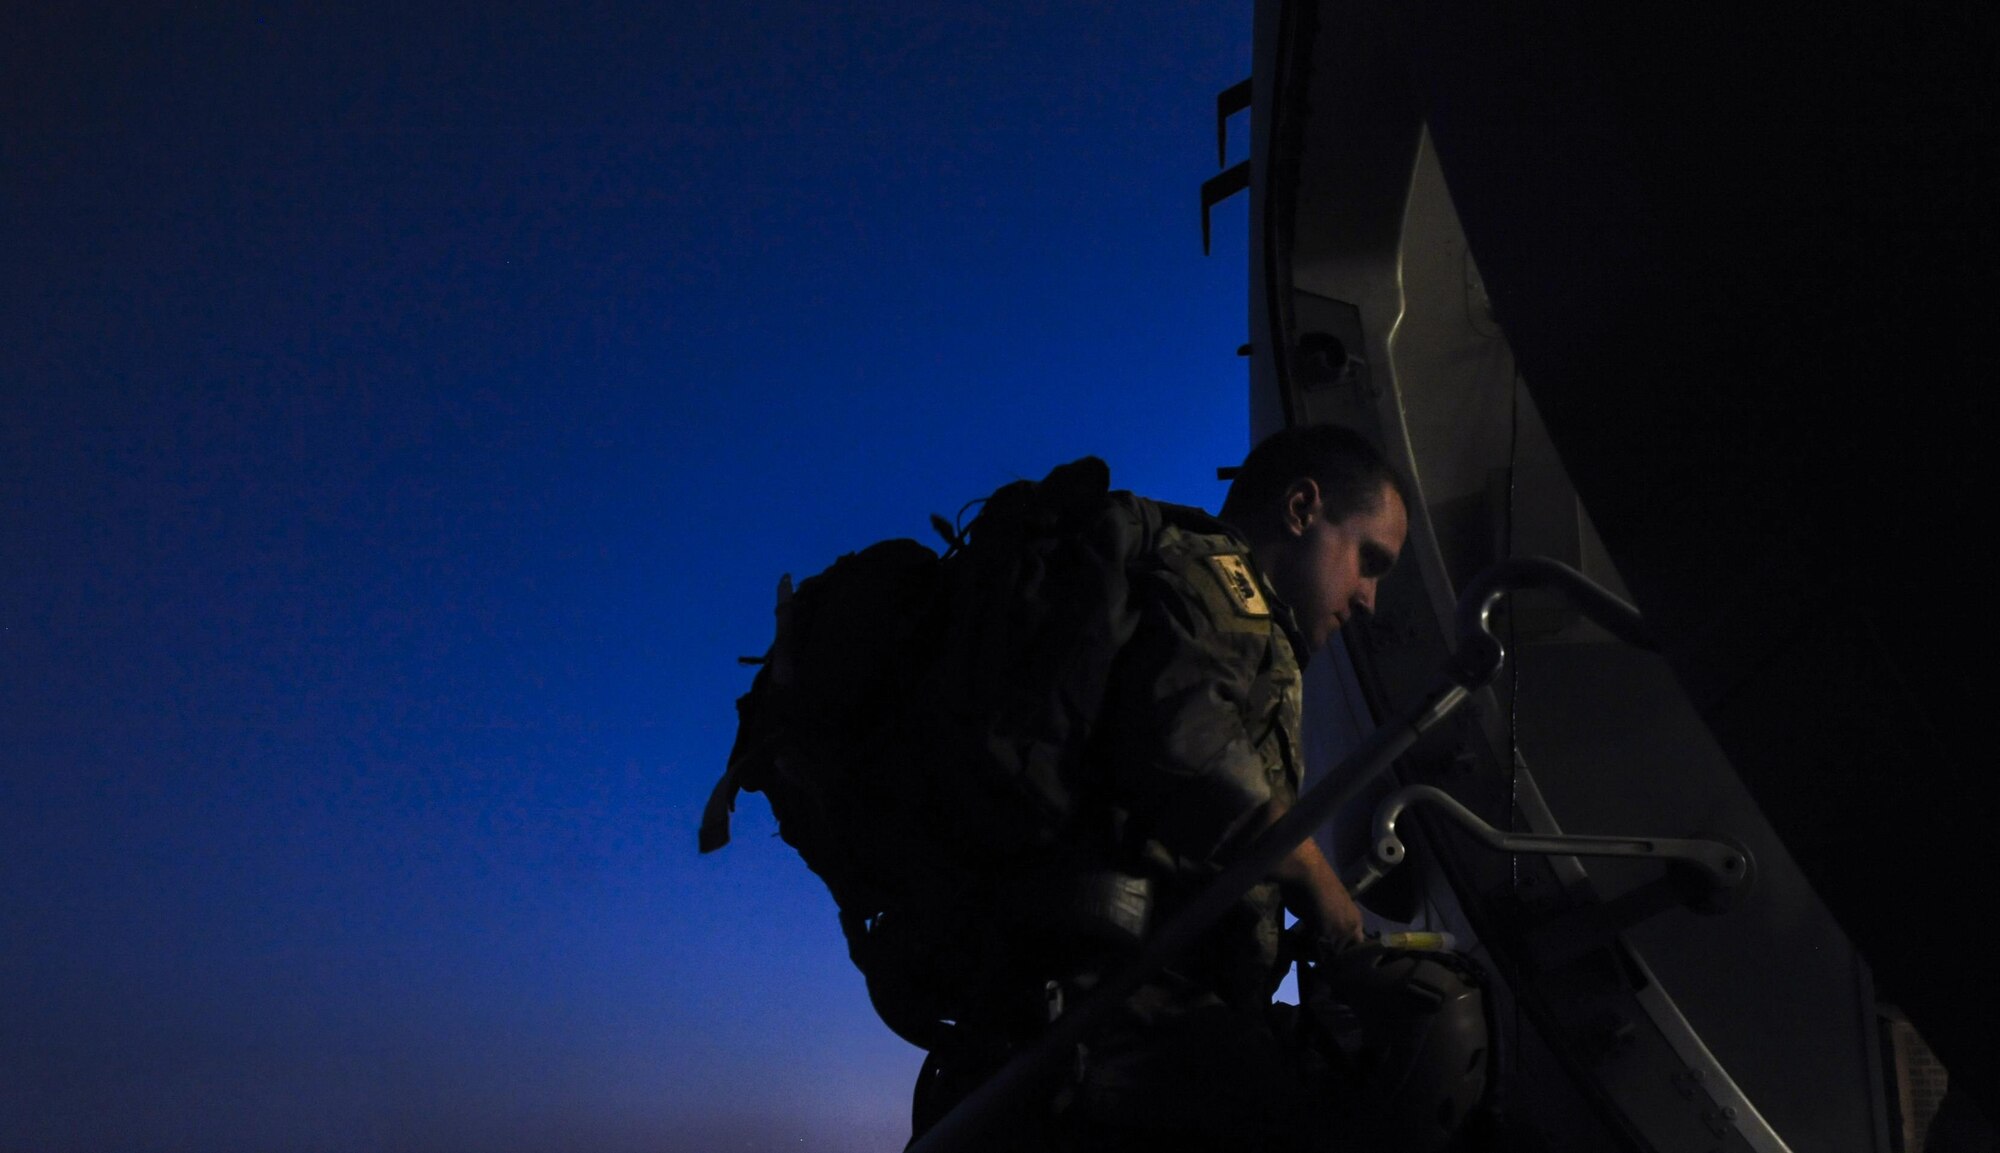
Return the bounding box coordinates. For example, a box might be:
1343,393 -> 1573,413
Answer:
1301,941 -> 1491,1153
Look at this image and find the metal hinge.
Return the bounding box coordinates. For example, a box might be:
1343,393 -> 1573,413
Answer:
1201,77 -> 1253,255
1215,76 -> 1251,165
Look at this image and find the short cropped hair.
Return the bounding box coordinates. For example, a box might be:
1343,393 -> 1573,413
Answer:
1221,424 -> 1411,534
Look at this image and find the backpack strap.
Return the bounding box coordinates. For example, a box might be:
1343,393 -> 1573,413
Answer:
699,697 -> 774,853
699,574 -> 799,853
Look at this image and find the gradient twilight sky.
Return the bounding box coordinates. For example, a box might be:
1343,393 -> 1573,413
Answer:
2,6 -> 1256,1150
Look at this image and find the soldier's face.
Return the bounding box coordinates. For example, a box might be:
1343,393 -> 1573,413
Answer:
1268,480 -> 1408,652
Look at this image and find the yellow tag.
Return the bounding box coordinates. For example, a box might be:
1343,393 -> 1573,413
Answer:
1204,554 -> 1271,618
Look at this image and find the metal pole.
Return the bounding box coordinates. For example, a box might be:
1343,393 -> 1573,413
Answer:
906,679 -> 1466,1153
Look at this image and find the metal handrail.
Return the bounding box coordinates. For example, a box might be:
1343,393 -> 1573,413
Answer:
905,557 -> 1647,1153
1347,783 -> 1750,898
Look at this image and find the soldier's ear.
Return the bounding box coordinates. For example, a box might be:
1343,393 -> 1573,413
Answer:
1282,478 -> 1322,537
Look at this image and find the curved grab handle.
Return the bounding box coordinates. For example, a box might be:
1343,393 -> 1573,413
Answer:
1349,784 -> 1752,900
1447,557 -> 1656,689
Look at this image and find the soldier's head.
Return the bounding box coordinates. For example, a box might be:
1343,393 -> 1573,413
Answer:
1221,424 -> 1411,652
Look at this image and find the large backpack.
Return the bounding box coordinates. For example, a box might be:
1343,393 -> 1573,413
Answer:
699,457 -> 1164,1049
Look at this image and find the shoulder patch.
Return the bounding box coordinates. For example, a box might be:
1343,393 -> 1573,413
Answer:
1203,554 -> 1272,618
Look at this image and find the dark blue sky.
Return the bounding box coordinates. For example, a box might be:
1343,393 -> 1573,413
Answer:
3,5 -> 1253,1150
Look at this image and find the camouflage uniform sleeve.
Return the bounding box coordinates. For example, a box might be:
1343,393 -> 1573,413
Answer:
1099,527 -> 1301,869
